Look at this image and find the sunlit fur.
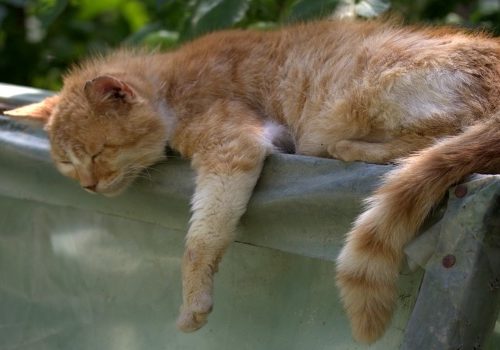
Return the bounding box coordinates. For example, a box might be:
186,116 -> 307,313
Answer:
336,115 -> 500,343
46,54 -> 169,196
6,19 -> 500,342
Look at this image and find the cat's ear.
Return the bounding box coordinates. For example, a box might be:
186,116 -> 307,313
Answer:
4,95 -> 59,125
84,75 -> 136,105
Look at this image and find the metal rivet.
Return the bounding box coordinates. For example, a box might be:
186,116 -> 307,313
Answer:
454,185 -> 467,198
442,254 -> 456,268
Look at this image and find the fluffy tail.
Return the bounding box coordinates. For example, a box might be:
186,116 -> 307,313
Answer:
336,116 -> 500,343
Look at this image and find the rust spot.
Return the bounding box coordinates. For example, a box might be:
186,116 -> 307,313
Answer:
454,184 -> 467,198
442,254 -> 456,268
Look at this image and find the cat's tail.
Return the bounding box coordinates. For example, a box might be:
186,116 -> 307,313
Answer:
336,115 -> 500,343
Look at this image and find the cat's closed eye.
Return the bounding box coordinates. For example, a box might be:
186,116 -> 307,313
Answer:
56,161 -> 77,179
91,150 -> 103,162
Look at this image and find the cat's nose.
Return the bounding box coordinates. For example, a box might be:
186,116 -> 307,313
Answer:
78,168 -> 98,193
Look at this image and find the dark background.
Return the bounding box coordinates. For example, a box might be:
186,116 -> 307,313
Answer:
1,0 -> 499,90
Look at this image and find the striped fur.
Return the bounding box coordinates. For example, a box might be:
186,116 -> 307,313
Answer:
337,115 -> 500,342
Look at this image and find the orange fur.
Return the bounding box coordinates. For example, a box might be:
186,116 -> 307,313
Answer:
5,19 -> 500,340
336,115 -> 500,342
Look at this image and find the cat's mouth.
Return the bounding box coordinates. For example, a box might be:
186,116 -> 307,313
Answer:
78,163 -> 152,197
93,172 -> 135,197
98,187 -> 127,197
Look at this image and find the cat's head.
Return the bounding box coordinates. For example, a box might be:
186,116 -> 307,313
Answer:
5,75 -> 168,196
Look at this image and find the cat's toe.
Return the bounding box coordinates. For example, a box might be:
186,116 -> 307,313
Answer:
327,144 -> 340,159
176,306 -> 209,332
176,291 -> 213,332
327,141 -> 354,162
330,140 -> 358,162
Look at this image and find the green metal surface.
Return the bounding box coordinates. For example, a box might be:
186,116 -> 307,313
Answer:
0,196 -> 423,350
403,177 -> 500,350
0,83 -> 499,349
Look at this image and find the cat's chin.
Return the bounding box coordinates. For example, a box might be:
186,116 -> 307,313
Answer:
98,182 -> 131,197
97,177 -> 134,197
99,188 -> 126,198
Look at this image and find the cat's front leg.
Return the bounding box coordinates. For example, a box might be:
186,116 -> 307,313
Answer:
176,110 -> 270,332
176,169 -> 263,332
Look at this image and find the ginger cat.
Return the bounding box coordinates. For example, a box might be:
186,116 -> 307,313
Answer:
6,19 -> 500,343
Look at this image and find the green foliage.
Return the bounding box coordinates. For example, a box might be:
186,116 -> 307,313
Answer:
0,0 -> 499,90
187,0 -> 252,38
286,0 -> 339,22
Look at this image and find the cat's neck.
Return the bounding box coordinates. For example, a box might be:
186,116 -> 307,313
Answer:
156,97 -> 178,142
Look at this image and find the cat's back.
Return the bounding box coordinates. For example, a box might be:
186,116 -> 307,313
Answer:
165,20 -> 500,146
277,19 -> 500,74
271,20 -> 500,156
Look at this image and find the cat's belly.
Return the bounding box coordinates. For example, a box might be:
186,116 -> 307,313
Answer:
262,120 -> 296,154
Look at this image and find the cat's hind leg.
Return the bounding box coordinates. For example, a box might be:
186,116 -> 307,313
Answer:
328,136 -> 434,164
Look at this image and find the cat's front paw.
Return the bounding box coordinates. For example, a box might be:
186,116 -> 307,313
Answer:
176,292 -> 213,332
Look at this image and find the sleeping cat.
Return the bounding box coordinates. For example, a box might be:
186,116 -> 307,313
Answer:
6,19 -> 500,343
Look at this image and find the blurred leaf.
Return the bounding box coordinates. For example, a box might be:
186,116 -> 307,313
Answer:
246,21 -> 278,30
445,12 -> 463,24
121,1 -> 149,31
187,0 -> 251,37
355,0 -> 390,18
25,15 -> 45,42
32,0 -> 68,27
77,0 -> 121,19
243,0 -> 294,23
0,5 -> 7,26
1,0 -> 27,7
155,0 -> 178,8
154,0 -> 194,33
124,22 -> 162,45
143,29 -> 179,49
479,0 -> 500,16
286,0 -> 339,22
